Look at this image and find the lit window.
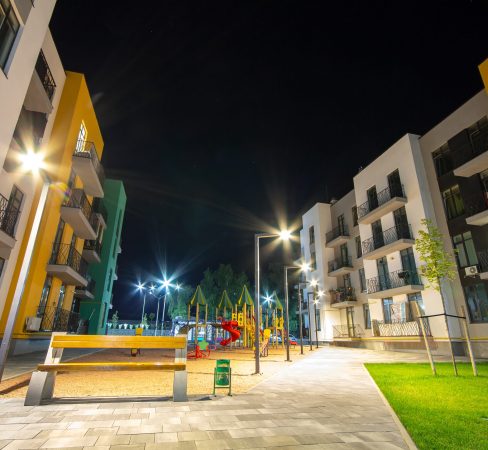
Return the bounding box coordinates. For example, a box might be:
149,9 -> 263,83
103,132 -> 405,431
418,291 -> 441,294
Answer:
0,0 -> 20,71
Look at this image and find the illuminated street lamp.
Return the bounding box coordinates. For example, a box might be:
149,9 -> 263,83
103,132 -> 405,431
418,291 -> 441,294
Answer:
314,289 -> 324,349
136,282 -> 147,324
0,150 -> 49,381
284,261 -> 310,361
254,230 -> 291,374
160,278 -> 178,335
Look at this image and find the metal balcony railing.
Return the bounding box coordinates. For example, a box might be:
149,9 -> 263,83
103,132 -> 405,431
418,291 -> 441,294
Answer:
326,224 -> 349,242
362,223 -> 413,255
478,249 -> 488,272
328,256 -> 353,272
73,140 -> 105,184
451,130 -> 488,170
92,197 -> 108,223
83,238 -> 102,254
0,193 -> 20,238
367,269 -> 422,294
49,242 -> 88,278
63,189 -> 97,226
372,318 -> 431,337
333,324 -> 363,338
37,305 -> 80,333
357,184 -> 406,219
329,286 -> 356,303
35,50 -> 56,101
464,193 -> 488,217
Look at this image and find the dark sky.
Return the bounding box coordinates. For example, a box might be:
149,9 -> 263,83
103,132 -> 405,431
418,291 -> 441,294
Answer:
50,1 -> 487,316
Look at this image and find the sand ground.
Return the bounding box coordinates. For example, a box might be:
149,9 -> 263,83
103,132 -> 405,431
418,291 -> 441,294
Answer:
0,344 -> 313,398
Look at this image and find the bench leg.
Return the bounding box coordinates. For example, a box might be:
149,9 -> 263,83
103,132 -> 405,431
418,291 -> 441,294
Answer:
24,371 -> 55,406
173,370 -> 188,402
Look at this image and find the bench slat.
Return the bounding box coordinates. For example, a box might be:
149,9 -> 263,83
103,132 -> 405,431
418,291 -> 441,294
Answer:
51,335 -> 187,350
38,362 -> 187,371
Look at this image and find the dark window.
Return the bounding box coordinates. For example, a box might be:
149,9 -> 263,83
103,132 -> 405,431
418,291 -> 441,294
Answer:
54,219 -> 65,245
337,214 -> 345,234
37,275 -> 53,314
453,231 -> 478,268
310,249 -> 316,271
340,243 -> 348,263
372,219 -> 384,248
0,256 -> 5,277
343,273 -> 352,289
2,184 -> 23,236
309,226 -> 315,244
359,268 -> 366,292
363,303 -> 371,329
382,298 -> 394,324
464,283 -> 488,323
0,0 -> 20,71
407,292 -> 425,320
387,169 -> 402,196
442,185 -> 464,219
352,206 -> 358,227
400,247 -> 417,273
393,206 -> 408,230
367,186 -> 378,210
432,144 -> 453,177
355,236 -> 362,258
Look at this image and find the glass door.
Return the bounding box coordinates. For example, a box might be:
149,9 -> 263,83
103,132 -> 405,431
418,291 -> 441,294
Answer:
387,169 -> 402,197
372,219 -> 384,248
393,206 -> 409,237
346,307 -> 355,337
338,214 -> 345,235
367,186 -> 378,210
376,257 -> 390,290
340,243 -> 349,265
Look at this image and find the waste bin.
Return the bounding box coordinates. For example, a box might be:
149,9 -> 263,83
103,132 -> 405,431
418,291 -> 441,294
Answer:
213,359 -> 232,396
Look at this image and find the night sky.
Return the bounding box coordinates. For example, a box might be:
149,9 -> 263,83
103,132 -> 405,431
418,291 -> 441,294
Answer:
50,1 -> 487,317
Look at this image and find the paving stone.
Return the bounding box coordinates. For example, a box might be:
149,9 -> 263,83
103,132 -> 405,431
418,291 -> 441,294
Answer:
95,436 -> 130,446
146,442 -> 196,450
40,436 -> 98,448
177,431 -> 210,441
129,434 -> 155,444
2,439 -> 48,450
154,432 -> 178,443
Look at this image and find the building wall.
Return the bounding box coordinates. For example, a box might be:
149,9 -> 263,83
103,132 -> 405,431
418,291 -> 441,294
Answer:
80,179 -> 126,335
480,59 -> 488,93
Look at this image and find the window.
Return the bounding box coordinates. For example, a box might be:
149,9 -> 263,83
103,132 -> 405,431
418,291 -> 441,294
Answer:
433,144 -> 453,177
0,0 -> 20,71
453,231 -> 478,268
310,249 -> 316,271
382,298 -> 394,324
53,219 -> 65,245
355,236 -> 362,258
107,269 -> 113,292
339,243 -> 348,263
464,283 -> 488,323
400,247 -> 417,274
372,219 -> 384,247
363,303 -> 371,329
309,226 -> 315,244
343,273 -> 352,289
407,292 -> 425,320
442,185 -> 464,219
352,206 -> 358,227
37,276 -> 53,314
359,268 -> 366,292
0,256 -> 5,277
367,186 -> 378,210
387,169 -> 402,197
76,122 -> 87,151
2,184 -> 23,236
393,206 -> 409,232
337,214 -> 345,234
315,308 -> 321,331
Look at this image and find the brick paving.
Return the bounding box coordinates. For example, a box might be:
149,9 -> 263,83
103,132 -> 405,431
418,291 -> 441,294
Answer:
0,346 -> 431,449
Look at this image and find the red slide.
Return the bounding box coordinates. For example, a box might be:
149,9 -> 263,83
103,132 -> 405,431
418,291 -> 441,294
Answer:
220,318 -> 240,347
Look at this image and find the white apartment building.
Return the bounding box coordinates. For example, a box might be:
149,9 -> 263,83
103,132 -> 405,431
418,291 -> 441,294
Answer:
300,130 -> 474,355
0,0 -> 64,317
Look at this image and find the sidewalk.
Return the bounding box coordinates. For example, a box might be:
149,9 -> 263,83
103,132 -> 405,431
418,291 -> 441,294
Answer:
0,345 -> 424,449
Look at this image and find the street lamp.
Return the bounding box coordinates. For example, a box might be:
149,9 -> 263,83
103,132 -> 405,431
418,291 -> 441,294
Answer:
0,150 -> 49,381
307,280 -> 319,351
254,230 -> 291,374
136,283 -> 147,324
284,261 -> 310,361
160,278 -> 174,335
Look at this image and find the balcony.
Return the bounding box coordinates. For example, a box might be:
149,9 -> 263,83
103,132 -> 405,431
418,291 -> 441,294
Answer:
325,225 -> 349,248
60,189 -> 97,239
75,278 -> 96,300
453,132 -> 488,177
0,193 -> 20,259
478,249 -> 488,280
357,185 -> 407,225
72,140 -> 105,197
333,324 -> 363,338
92,198 -> 107,229
366,269 -> 423,299
328,256 -> 354,277
24,51 -> 56,114
361,224 -> 414,260
464,193 -> 488,226
372,319 -> 431,337
330,287 -> 357,309
82,239 -> 102,264
46,243 -> 88,286
37,306 -> 80,333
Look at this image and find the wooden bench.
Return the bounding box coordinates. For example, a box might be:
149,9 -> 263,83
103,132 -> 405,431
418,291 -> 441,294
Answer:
25,333 -> 188,406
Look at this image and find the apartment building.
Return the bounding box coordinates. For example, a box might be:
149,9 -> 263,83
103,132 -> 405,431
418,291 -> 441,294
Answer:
0,0 -> 63,321
78,179 -> 126,335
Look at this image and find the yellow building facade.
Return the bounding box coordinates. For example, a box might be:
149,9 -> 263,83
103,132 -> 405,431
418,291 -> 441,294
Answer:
0,72 -> 105,354
480,58 -> 488,93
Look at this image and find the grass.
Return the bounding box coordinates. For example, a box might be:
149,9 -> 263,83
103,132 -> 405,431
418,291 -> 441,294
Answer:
365,362 -> 488,450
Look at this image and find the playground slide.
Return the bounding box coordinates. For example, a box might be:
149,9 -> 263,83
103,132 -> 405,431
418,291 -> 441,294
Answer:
220,319 -> 240,346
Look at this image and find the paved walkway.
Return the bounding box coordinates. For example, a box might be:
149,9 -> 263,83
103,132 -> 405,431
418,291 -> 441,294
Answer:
0,346 -> 429,449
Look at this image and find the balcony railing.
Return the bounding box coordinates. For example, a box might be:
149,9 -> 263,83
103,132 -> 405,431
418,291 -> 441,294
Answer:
326,224 -> 349,242
464,193 -> 488,217
367,269 -> 422,294
83,238 -> 102,254
362,224 -> 413,255
451,130 -> 488,170
0,193 -> 20,238
328,256 -> 353,273
478,249 -> 488,272
333,324 -> 363,338
35,50 -> 56,101
73,140 -> 105,182
357,184 -> 405,219
37,305 -> 80,333
92,197 -> 108,223
329,286 -> 356,304
49,242 -> 88,278
64,189 -> 96,226
372,318 -> 431,337
76,278 -> 96,296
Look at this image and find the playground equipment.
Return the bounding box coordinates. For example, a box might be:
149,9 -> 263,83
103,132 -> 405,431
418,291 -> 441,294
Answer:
266,292 -> 285,348
234,285 -> 255,348
220,318 -> 240,346
186,285 -> 209,358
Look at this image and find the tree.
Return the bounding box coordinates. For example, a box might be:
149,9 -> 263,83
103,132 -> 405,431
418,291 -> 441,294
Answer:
111,310 -> 119,328
415,218 -> 458,374
199,264 -> 250,307
148,312 -> 156,322
167,284 -> 193,320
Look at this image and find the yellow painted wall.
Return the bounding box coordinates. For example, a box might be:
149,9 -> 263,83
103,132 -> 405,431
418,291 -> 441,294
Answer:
479,59 -> 488,93
0,72 -> 104,339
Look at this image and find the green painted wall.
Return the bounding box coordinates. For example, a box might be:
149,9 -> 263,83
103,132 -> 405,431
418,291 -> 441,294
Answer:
79,179 -> 126,334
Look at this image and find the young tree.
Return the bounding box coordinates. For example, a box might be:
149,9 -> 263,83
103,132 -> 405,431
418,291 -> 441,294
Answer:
111,310 -> 119,328
415,218 -> 458,374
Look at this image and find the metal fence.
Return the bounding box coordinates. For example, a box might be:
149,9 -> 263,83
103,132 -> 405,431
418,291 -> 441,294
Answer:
372,318 -> 431,337
0,193 -> 20,237
326,224 -> 349,242
357,184 -> 405,219
362,223 -> 412,255
367,269 -> 422,294
49,242 -> 88,278
38,306 -> 81,333
333,324 -> 363,338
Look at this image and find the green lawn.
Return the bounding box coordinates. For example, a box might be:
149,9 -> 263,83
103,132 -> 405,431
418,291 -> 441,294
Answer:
366,362 -> 488,450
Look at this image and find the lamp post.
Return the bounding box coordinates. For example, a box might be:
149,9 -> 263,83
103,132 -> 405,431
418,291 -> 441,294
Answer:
160,279 -> 180,336
137,283 -> 147,325
298,283 -> 304,355
254,229 -> 291,375
284,262 -> 310,362
306,291 -> 313,351
0,150 -> 49,381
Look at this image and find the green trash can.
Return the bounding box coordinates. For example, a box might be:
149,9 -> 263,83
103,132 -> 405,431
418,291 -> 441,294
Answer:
213,359 -> 232,396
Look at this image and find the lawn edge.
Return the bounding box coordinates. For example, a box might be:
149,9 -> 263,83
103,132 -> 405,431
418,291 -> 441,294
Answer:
363,363 -> 419,450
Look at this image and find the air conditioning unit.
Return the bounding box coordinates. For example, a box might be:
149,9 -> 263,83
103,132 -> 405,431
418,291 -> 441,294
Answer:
25,316 -> 41,332
465,265 -> 479,276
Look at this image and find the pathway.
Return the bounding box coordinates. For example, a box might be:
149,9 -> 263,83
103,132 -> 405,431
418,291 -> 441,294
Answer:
0,346 -> 428,449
